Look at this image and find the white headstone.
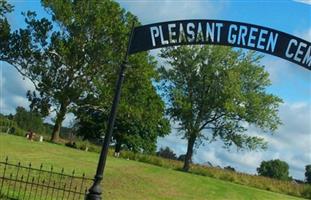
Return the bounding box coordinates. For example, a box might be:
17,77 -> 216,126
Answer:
39,136 -> 43,142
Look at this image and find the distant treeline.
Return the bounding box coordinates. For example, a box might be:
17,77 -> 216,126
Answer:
0,106 -> 72,138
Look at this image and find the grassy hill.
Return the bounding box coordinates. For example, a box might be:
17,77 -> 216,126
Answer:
0,134 -> 305,200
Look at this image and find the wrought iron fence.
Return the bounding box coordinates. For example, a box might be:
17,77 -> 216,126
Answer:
0,157 -> 93,200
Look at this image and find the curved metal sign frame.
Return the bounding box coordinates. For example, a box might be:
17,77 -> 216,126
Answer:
87,19 -> 311,200
129,19 -> 311,71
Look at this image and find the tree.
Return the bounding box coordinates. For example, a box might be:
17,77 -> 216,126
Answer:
74,108 -> 104,141
305,165 -> 311,184
157,147 -> 177,160
177,154 -> 186,162
224,166 -> 235,172
159,45 -> 282,171
75,56 -> 171,154
2,0 -> 135,142
14,106 -> 48,134
257,159 -> 291,180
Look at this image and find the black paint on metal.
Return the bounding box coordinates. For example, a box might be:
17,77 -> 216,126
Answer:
85,22 -> 136,200
129,19 -> 311,70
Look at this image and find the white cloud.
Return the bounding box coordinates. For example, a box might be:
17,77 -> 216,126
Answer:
118,1 -> 227,24
62,113 -> 75,127
301,28 -> 311,41
294,27 -> 311,43
293,0 -> 311,5
0,62 -> 35,114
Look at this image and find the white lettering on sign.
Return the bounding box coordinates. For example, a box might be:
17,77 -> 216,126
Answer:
196,22 -> 204,42
248,27 -> 258,48
285,39 -> 310,67
206,22 -> 215,42
187,23 -> 196,42
294,42 -> 307,62
227,24 -> 278,52
215,23 -> 223,42
149,23 -> 311,68
237,25 -> 248,45
150,23 -> 280,53
266,32 -> 278,52
168,23 -> 177,43
286,39 -> 297,58
228,24 -> 238,44
150,26 -> 159,46
303,46 -> 311,67
179,23 -> 187,43
159,25 -> 169,45
140,21 -> 310,69
257,29 -> 268,50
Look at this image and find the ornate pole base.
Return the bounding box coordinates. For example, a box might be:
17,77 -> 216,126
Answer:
85,178 -> 103,200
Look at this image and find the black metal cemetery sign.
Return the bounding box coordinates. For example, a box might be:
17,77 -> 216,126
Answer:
87,19 -> 311,200
129,19 -> 311,71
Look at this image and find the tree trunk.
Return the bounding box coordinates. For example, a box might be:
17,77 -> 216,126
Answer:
51,102 -> 68,142
183,134 -> 196,172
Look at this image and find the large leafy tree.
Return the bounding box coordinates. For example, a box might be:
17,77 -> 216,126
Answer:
257,159 -> 291,181
159,45 -> 282,171
2,0 -> 135,142
75,52 -> 170,154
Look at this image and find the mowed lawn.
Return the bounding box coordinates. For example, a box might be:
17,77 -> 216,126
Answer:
0,134 -> 304,200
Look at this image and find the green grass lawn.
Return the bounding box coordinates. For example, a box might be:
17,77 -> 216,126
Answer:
0,134 -> 305,200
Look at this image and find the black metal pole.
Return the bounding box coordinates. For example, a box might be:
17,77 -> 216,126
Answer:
85,22 -> 135,200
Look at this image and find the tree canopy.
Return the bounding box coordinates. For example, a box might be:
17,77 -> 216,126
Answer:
1,0 -> 140,142
257,159 -> 291,181
13,106 -> 48,134
0,0 -> 13,57
159,45 -> 282,171
0,0 -> 13,18
156,147 -> 177,160
75,52 -> 170,154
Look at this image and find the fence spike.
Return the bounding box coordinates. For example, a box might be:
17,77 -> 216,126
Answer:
17,175 -> 24,198
61,183 -> 67,200
12,162 -> 22,197
39,179 -> 45,199
50,180 -> 56,198
72,185 -> 78,200
6,173 -> 13,198
28,177 -> 35,200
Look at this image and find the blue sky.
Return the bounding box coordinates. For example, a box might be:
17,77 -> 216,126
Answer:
1,0 -> 310,180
